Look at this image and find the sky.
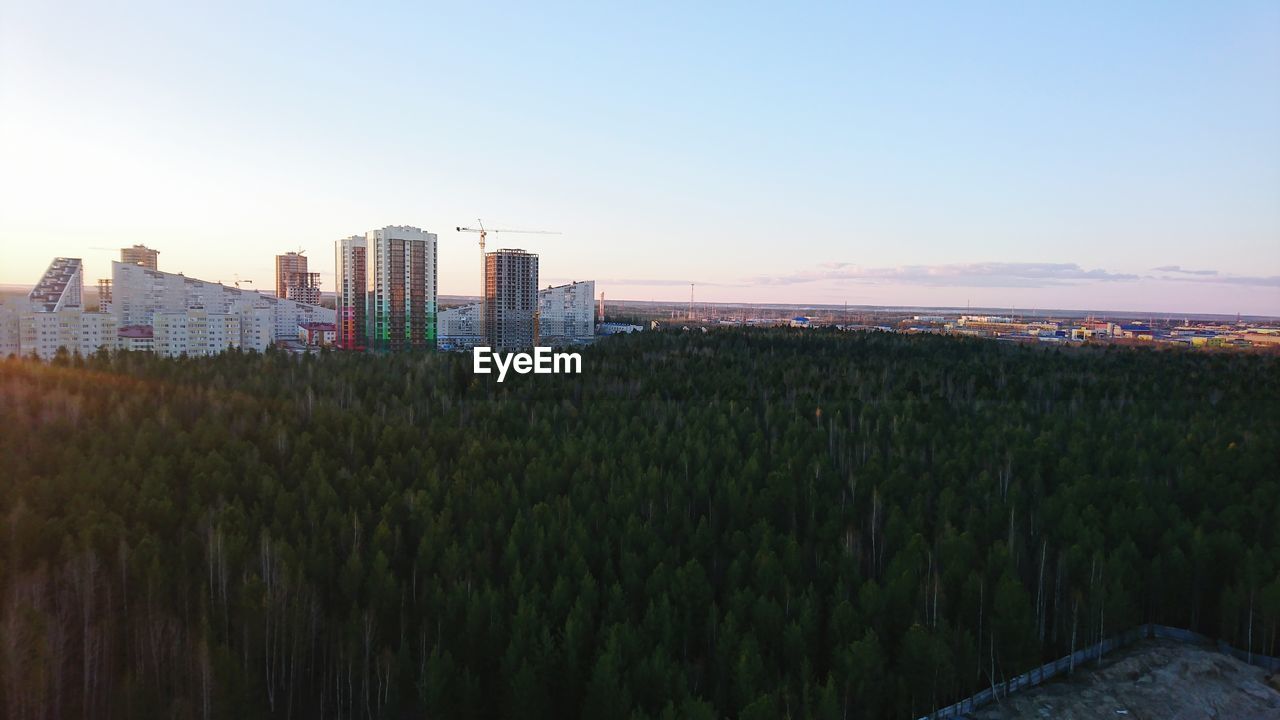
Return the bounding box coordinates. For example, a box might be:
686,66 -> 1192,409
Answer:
1,1 -> 1278,315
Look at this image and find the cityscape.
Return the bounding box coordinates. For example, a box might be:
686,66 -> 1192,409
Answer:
3,234 -> 1276,361
2,2 -> 1278,720
0,226 -> 602,360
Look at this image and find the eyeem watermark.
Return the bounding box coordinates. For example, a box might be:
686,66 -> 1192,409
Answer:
473,346 -> 582,382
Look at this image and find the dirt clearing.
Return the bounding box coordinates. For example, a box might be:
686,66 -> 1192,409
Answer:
969,638 -> 1280,719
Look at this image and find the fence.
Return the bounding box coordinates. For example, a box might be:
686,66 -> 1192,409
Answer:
917,624 -> 1280,720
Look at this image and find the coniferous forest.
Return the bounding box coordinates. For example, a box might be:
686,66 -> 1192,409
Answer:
1,329 -> 1277,720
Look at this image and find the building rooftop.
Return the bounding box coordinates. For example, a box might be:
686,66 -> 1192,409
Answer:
28,257 -> 83,312
118,325 -> 154,339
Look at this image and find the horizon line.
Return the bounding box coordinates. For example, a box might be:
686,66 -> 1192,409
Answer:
2,283 -> 1274,322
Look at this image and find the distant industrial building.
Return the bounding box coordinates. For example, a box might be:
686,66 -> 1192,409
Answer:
121,244 -> 159,270
485,249 -> 538,350
275,251 -> 320,305
335,235 -> 367,350
538,280 -> 595,344
365,226 -> 438,351
598,322 -> 643,335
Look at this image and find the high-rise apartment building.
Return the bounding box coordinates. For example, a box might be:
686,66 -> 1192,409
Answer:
365,226 -> 437,351
335,235 -> 368,350
121,244 -> 159,270
111,261 -> 333,349
538,280 -> 595,344
17,258 -> 118,359
484,249 -> 539,350
29,257 -> 83,312
275,251 -> 320,305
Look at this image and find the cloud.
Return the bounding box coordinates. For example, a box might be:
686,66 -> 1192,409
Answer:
1188,274 -> 1280,287
573,277 -> 739,287
748,262 -> 1139,288
1152,265 -> 1218,276
579,265 -> 1280,293
1149,266 -> 1280,287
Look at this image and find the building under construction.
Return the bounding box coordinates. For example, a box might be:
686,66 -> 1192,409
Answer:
484,249 -> 538,350
275,251 -> 321,305
121,244 -> 159,270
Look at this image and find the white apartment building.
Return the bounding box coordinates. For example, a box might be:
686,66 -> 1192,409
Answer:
154,308 -> 240,358
18,309 -> 118,360
437,302 -> 483,349
0,305 -> 22,357
241,306 -> 274,352
20,310 -> 78,359
538,280 -> 595,344
29,257 -> 83,312
365,226 -> 438,351
112,261 -> 334,351
79,312 -> 117,356
10,258 -> 122,360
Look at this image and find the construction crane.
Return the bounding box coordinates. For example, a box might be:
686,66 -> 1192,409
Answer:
456,220 -> 560,342
455,219 -> 560,256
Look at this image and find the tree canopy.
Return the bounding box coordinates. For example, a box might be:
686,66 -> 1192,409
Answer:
1,329 -> 1277,719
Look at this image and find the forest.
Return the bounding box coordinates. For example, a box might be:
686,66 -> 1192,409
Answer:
1,329 -> 1277,719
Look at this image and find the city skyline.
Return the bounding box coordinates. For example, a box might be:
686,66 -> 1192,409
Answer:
2,2 -> 1278,315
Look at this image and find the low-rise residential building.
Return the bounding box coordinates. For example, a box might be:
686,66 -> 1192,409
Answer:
117,325 -> 155,352
298,322 -> 336,346
598,322 -> 643,335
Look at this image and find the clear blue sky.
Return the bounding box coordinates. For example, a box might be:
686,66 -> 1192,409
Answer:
2,1 -> 1278,314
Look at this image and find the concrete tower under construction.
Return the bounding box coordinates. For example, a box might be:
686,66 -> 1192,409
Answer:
484,249 -> 539,350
